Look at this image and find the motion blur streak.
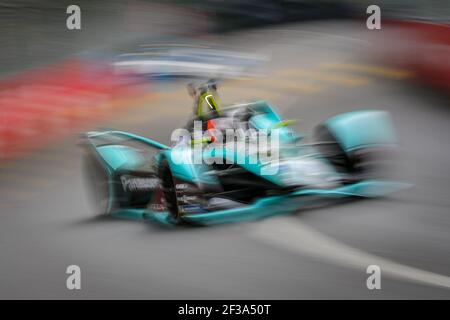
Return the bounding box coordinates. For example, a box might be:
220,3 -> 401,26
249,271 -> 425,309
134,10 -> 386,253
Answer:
0,59 -> 141,159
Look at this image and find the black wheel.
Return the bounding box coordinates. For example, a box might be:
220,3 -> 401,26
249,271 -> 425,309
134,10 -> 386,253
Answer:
82,154 -> 111,215
160,160 -> 182,222
314,124 -> 394,180
314,124 -> 353,174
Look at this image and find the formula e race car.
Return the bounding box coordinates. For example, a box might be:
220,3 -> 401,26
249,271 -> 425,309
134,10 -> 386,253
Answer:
80,93 -> 407,226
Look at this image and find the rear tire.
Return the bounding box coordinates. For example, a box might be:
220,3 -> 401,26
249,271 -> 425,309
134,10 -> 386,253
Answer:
83,154 -> 111,215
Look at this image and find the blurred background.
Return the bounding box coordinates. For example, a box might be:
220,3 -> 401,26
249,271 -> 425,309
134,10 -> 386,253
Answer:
0,0 -> 449,299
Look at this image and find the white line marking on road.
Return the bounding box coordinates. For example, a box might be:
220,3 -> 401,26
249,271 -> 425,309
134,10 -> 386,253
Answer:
249,217 -> 450,289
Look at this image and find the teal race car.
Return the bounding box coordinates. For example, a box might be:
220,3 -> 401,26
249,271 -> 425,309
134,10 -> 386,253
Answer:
81,89 -> 407,226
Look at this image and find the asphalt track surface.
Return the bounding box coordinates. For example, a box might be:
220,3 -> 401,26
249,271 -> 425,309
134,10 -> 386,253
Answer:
1,22 -> 449,299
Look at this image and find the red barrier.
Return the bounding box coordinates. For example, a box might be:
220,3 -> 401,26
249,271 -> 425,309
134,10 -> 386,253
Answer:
380,20 -> 450,92
0,59 -> 143,160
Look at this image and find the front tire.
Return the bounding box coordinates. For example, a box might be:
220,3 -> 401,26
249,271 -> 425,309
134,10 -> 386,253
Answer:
314,124 -> 394,180
83,154 -> 111,215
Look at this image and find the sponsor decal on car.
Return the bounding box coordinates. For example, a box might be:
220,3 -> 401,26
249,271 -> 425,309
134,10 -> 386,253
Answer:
180,204 -> 205,213
120,175 -> 160,191
149,203 -> 166,211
